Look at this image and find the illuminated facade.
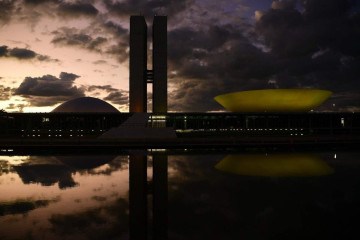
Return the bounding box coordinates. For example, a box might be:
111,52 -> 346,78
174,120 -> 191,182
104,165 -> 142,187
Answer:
214,89 -> 332,112
0,112 -> 358,140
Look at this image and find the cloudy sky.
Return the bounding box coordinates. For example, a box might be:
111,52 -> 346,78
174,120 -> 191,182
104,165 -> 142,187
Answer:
1,0 -> 360,112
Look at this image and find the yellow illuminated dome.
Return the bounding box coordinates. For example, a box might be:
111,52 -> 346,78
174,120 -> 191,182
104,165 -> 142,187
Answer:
215,154 -> 334,177
214,89 -> 332,112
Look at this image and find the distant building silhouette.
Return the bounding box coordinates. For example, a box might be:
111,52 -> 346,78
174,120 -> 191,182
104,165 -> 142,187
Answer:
130,16 -> 168,113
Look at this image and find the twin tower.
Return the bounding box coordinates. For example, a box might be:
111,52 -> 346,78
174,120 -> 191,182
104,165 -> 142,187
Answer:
130,16 -> 167,113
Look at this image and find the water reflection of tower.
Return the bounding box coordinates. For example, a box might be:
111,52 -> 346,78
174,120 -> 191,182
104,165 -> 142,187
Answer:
130,16 -> 167,113
129,151 -> 168,240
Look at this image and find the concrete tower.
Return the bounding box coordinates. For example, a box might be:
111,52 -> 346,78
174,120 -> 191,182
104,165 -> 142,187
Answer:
129,16 -> 167,113
152,16 -> 168,113
129,16 -> 147,113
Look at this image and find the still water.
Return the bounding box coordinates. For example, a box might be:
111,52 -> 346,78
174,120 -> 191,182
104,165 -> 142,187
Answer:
0,150 -> 360,240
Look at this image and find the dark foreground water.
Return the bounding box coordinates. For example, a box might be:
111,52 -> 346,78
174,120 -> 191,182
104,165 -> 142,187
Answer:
1,149 -> 360,240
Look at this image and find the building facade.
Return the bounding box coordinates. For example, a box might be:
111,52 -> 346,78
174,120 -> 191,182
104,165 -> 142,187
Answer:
129,16 -> 168,113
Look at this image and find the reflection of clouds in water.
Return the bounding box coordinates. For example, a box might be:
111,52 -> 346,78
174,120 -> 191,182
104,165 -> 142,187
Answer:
0,198 -> 59,216
0,160 -> 10,175
168,154 -> 223,181
0,156 -> 29,166
0,156 -> 29,176
14,164 -> 78,189
168,154 -> 239,239
6,155 -> 128,189
0,155 -> 130,240
167,152 -> 360,239
49,198 -> 129,240
57,155 -> 116,170
91,195 -> 107,202
81,156 -> 129,176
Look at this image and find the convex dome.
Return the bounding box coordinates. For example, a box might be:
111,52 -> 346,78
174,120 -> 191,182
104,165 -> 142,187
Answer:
52,97 -> 119,113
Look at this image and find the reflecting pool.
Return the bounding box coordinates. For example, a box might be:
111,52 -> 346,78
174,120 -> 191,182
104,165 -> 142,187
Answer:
0,150 -> 360,240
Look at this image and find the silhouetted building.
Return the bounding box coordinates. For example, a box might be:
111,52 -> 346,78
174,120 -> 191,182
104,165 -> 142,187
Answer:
130,16 -> 148,113
0,111 -> 359,140
129,16 -> 168,113
152,16 -> 168,113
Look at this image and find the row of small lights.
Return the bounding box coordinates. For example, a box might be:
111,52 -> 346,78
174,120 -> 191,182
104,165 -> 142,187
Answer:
22,134 -> 85,137
180,128 -> 304,131
176,128 -> 305,136
1,149 -> 13,152
21,129 -> 105,132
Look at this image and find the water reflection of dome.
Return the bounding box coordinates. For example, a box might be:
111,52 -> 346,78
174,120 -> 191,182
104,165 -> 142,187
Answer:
215,154 -> 334,177
14,164 -> 77,189
57,155 -> 115,170
214,89 -> 332,112
12,155 -> 116,189
52,97 -> 119,113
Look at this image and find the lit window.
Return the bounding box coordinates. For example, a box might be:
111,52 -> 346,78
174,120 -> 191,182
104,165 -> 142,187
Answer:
341,118 -> 345,127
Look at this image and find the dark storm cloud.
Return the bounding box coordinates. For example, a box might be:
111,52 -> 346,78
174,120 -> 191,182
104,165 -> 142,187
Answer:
0,85 -> 13,101
9,47 -> 36,59
15,72 -> 81,96
104,0 -> 191,18
95,21 -> 129,62
249,0 -> 360,110
169,0 -> 360,111
86,85 -> 129,106
105,43 -> 128,63
104,91 -> 128,105
302,0 -> 351,20
23,0 -> 58,5
271,0 -> 296,10
51,27 -> 107,52
256,0 -> 360,57
59,72 -> 80,82
36,54 -> 60,62
167,24 -> 277,111
51,27 -> 129,62
0,0 -> 16,25
0,46 -> 8,57
14,72 -> 84,107
23,0 -> 98,19
5,103 -> 27,112
0,45 -> 59,62
87,85 -> 117,93
103,20 -> 128,36
58,1 -> 99,17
